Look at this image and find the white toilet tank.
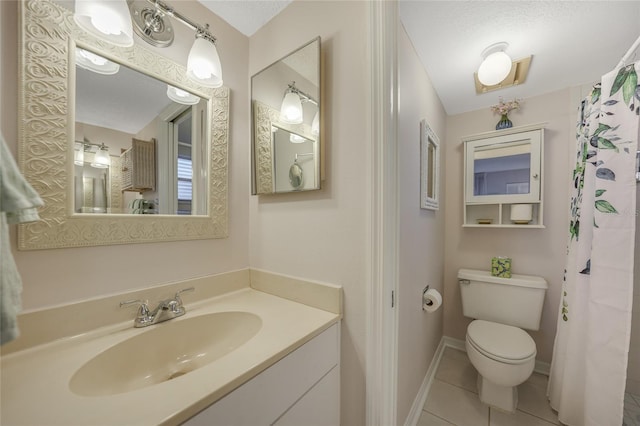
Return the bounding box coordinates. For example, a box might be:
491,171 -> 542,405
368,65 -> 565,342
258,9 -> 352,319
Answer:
458,268 -> 548,331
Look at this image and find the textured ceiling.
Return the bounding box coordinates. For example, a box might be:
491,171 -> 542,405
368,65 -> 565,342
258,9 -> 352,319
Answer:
198,0 -> 292,36
399,1 -> 640,115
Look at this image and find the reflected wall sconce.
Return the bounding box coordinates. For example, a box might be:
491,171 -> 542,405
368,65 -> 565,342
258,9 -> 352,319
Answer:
74,0 -> 223,87
75,140 -> 111,169
279,81 -> 318,125
75,48 -> 120,75
290,134 -> 308,144
474,42 -> 532,94
167,85 -> 200,105
91,143 -> 111,169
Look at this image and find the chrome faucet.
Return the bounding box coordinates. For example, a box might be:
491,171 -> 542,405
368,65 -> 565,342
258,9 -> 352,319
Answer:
120,287 -> 195,327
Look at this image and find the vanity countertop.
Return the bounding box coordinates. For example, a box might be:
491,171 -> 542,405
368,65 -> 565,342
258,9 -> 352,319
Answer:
0,288 -> 340,425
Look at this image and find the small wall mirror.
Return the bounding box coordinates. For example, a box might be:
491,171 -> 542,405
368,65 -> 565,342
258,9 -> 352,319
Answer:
251,37 -> 321,195
420,120 -> 440,210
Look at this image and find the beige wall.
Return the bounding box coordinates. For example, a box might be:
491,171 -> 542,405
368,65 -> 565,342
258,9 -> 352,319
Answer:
443,88 -> 575,363
248,2 -> 370,425
1,0 -> 250,309
396,23 -> 447,424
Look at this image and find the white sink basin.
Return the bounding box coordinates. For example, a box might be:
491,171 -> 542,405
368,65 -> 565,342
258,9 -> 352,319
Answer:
69,311 -> 262,396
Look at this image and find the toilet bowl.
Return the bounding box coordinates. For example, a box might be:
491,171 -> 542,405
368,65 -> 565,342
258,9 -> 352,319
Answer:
465,319 -> 536,412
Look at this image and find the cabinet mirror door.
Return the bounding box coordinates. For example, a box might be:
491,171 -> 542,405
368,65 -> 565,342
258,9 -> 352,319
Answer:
465,129 -> 542,204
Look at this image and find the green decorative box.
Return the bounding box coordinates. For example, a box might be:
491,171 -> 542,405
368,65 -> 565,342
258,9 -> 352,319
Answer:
491,257 -> 512,278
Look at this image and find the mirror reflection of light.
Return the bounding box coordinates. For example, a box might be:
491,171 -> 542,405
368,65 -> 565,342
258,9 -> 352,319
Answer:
290,133 -> 307,144
311,111 -> 320,137
166,85 -> 200,105
74,142 -> 85,166
280,92 -> 303,124
76,48 -> 120,75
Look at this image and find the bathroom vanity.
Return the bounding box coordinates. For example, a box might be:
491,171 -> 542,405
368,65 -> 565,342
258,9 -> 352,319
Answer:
0,270 -> 342,425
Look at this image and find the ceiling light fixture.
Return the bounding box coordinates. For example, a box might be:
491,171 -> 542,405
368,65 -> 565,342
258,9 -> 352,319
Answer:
477,42 -> 512,87
75,0 -> 223,87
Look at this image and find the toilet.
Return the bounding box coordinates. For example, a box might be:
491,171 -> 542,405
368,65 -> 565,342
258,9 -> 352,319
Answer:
458,268 -> 547,413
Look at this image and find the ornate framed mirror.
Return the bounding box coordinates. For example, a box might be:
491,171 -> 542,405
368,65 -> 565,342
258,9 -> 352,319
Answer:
17,0 -> 229,250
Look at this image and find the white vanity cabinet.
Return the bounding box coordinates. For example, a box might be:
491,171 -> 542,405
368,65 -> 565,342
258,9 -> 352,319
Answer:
463,124 -> 546,228
183,322 -> 340,426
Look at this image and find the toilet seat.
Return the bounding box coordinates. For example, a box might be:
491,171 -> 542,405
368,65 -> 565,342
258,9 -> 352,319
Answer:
466,320 -> 536,365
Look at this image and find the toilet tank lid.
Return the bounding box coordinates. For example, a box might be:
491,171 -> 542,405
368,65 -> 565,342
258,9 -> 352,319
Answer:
458,268 -> 548,289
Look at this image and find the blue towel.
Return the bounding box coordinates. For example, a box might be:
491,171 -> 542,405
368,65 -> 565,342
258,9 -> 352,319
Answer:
1,134 -> 43,345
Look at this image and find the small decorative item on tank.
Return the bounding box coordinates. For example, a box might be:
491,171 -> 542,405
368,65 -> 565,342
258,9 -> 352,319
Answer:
491,256 -> 512,278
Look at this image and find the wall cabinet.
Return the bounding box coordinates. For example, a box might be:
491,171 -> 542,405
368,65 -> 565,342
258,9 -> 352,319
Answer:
463,124 -> 545,228
121,138 -> 156,193
183,322 -> 340,426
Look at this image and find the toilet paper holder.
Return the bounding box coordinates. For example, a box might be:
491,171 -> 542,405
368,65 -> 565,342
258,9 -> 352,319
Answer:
422,285 -> 433,306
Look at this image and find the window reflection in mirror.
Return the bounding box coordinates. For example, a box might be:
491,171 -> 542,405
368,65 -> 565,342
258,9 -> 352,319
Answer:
473,143 -> 531,197
74,46 -> 207,215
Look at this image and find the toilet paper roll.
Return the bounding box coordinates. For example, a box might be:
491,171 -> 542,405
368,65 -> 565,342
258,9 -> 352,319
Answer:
422,288 -> 442,313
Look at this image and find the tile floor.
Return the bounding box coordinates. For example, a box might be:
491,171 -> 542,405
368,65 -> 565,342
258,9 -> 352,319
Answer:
417,347 -> 640,426
417,347 -> 561,426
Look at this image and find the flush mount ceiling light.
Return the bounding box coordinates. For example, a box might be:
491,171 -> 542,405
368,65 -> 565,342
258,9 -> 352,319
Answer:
167,85 -> 200,105
75,48 -> 120,75
474,43 -> 533,94
74,0 -> 134,47
477,42 -> 512,86
75,0 -> 223,87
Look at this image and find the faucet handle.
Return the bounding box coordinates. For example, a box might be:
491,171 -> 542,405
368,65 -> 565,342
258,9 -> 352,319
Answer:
120,299 -> 152,325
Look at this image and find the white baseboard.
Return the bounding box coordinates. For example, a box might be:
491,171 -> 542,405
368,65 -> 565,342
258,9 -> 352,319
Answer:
403,335 -> 551,426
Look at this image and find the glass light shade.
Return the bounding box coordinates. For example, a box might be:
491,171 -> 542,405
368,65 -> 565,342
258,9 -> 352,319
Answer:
91,146 -> 110,169
187,38 -> 223,88
75,48 -> 120,75
167,85 -> 200,105
74,143 -> 85,166
477,51 -> 512,86
290,133 -> 308,144
280,92 -> 303,124
74,0 -> 134,47
311,111 -> 320,137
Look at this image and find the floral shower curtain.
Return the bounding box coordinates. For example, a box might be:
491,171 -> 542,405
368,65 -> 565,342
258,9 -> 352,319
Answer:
548,61 -> 639,426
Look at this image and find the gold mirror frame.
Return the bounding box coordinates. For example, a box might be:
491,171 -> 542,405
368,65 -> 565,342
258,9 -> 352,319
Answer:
17,0 -> 229,250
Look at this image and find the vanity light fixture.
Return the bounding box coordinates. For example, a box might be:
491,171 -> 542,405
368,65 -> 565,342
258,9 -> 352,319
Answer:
477,42 -> 512,86
90,143 -> 111,169
75,0 -> 224,87
167,85 -> 200,105
74,0 -> 134,47
75,48 -> 120,75
74,142 -> 85,166
279,81 -> 318,125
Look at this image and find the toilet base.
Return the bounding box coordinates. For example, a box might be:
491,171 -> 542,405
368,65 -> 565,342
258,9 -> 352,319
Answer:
477,374 -> 518,413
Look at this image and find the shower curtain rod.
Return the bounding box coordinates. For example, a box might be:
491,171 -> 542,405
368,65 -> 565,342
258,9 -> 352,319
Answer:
615,34 -> 640,70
